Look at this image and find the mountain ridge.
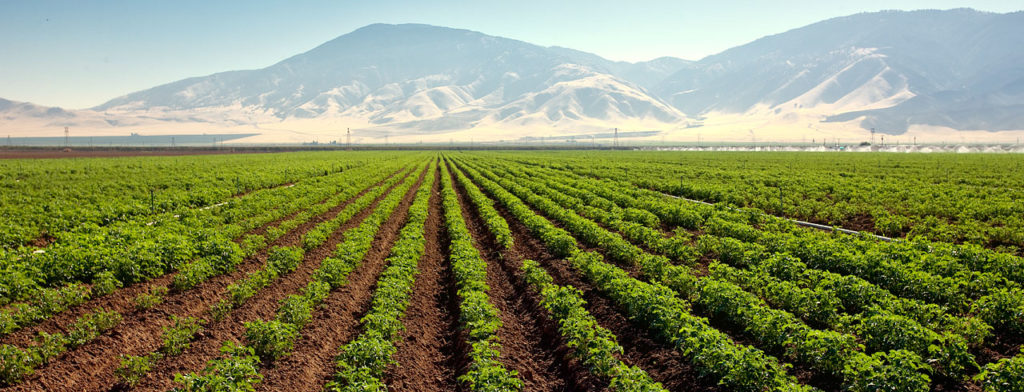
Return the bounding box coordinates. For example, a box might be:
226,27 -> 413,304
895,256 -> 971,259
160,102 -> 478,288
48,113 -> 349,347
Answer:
4,9 -> 1024,143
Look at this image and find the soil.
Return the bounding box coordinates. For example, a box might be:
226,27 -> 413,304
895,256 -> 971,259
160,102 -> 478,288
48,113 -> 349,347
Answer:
383,164 -> 462,392
447,161 -> 593,391
251,165 -> 432,392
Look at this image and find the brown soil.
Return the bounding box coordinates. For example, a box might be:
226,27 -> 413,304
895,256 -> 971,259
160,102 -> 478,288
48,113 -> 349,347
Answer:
382,164 -> 462,391
447,162 -> 591,391
0,170 -> 408,392
28,233 -> 56,248
452,163 -> 719,392
253,167 -> 430,392
838,213 -> 878,234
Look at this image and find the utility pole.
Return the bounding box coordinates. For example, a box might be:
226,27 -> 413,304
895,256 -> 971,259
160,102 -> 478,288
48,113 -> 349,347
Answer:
346,128 -> 351,147
871,127 -> 876,145
614,128 -> 619,148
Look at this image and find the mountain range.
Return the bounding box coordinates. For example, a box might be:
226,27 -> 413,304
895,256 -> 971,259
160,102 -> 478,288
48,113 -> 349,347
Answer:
3,8 -> 1023,144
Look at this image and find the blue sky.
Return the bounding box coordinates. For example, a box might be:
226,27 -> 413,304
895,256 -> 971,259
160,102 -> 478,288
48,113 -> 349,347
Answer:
1,0 -> 1020,109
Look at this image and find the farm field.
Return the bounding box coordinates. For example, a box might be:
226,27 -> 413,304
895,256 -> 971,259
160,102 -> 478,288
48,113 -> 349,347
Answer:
0,150 -> 1022,392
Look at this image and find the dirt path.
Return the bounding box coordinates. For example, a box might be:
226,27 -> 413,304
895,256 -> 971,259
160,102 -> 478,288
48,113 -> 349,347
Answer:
252,166 -> 431,391
445,161 -> 588,391
455,163 -> 720,392
382,164 -> 462,392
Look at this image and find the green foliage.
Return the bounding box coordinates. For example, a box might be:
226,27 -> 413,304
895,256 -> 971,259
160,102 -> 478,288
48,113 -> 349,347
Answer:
91,271 -> 122,297
115,353 -> 159,388
0,344 -> 35,386
440,161 -> 523,390
329,163 -> 435,390
67,308 -> 122,348
162,315 -> 204,356
243,320 -> 299,361
135,285 -> 169,310
172,341 -> 263,392
975,349 -> 1024,392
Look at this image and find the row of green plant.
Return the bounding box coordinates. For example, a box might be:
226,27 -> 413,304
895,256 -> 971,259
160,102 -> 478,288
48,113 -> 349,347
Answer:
497,153 -> 1024,287
481,151 -> 1024,255
509,159 -> 1024,346
0,151 -> 397,250
0,308 -> 122,386
514,162 -> 995,344
462,159 -> 944,391
452,161 -> 809,392
439,161 -> 522,391
489,162 -> 981,380
327,163 -> 437,391
520,259 -> 666,391
0,162 -> 412,341
173,163 -> 431,390
245,166 -> 423,362
113,166 -> 414,388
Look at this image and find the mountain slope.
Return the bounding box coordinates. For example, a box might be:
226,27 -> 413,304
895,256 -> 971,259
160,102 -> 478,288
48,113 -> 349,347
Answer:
656,9 -> 1024,133
93,23 -> 685,134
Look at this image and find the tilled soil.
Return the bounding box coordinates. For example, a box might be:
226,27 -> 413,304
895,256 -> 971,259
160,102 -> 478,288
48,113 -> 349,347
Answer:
384,164 -> 462,392
457,163 -> 721,392
254,168 -> 430,391
3,170 -> 408,392
447,162 -> 589,391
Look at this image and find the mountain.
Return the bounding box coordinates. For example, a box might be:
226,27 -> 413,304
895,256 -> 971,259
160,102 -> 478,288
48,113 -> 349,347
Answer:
656,9 -> 1024,133
4,10 -> 1024,143
92,24 -> 688,139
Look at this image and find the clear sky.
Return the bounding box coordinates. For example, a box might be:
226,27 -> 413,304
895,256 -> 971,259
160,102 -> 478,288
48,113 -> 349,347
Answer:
1,0 -> 1020,109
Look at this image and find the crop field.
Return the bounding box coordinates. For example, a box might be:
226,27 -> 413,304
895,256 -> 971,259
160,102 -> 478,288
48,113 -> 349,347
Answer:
0,150 -> 1022,392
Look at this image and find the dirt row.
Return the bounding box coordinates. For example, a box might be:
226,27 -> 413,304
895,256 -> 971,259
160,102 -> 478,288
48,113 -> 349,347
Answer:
1,168 -> 409,392
382,165 -> 461,391
446,161 -> 596,391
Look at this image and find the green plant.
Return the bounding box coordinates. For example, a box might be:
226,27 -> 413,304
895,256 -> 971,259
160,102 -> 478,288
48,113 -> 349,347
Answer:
91,271 -> 122,297
115,353 -> 159,388
135,285 -> 169,310
172,341 -> 263,392
243,320 -> 298,361
162,315 -> 204,356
